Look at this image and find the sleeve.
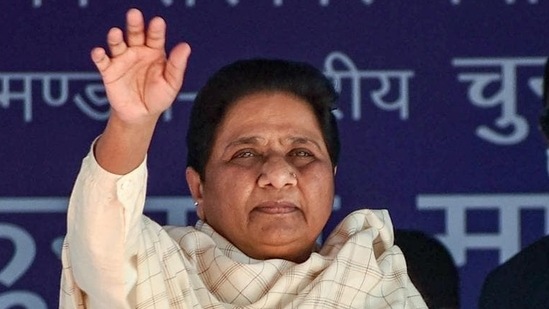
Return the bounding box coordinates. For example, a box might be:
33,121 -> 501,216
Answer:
59,141 -> 148,309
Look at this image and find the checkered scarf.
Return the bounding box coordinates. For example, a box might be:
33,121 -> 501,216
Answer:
61,209 -> 426,308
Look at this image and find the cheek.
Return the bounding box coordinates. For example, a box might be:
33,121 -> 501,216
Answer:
300,165 -> 335,209
203,170 -> 256,211
301,163 -> 335,190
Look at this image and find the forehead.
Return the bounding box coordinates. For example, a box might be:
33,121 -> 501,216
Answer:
225,91 -> 317,125
214,91 -> 324,144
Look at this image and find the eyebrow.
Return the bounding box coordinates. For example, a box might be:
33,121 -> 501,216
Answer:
287,136 -> 323,151
225,136 -> 323,151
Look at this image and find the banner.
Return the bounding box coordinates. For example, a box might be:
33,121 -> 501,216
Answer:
2,1 -> 549,308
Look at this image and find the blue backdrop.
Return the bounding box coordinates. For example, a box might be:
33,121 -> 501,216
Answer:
1,1 -> 549,308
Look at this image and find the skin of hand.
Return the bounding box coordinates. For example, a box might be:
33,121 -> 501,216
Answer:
92,8 -> 191,174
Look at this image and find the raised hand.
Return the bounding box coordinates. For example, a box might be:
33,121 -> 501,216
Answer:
91,8 -> 191,124
93,8 -> 191,174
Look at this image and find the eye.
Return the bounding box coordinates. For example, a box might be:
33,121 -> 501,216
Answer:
290,149 -> 314,157
232,150 -> 257,159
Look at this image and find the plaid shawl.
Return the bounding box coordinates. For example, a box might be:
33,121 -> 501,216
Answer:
59,152 -> 426,308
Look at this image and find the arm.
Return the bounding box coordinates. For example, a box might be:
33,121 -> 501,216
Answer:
60,8 -> 191,308
62,150 -> 149,309
93,8 -> 191,174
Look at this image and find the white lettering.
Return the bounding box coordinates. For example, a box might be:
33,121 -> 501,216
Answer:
0,74 -> 33,122
324,51 -> 413,120
28,0 -> 541,9
0,223 -> 36,287
0,291 -> 47,309
453,57 -> 545,145
0,72 -> 186,122
417,193 -> 549,266
32,0 -> 88,8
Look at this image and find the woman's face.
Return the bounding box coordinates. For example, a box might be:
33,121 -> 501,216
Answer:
186,91 -> 335,263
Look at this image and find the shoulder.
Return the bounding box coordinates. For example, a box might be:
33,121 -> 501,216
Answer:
479,235 -> 549,309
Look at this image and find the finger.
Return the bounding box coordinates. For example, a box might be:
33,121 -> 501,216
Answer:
164,42 -> 192,92
90,47 -> 110,73
145,16 -> 166,50
107,27 -> 127,57
126,8 -> 145,46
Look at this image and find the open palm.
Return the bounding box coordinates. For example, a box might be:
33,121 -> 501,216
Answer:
91,8 -> 191,124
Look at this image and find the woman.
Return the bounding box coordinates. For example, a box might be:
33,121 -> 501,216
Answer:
59,8 -> 426,309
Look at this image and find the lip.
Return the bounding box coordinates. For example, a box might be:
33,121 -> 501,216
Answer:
253,201 -> 299,214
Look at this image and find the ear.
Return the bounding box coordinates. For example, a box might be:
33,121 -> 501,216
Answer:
186,167 -> 205,220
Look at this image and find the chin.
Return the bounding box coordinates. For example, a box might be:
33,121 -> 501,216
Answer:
250,240 -> 315,263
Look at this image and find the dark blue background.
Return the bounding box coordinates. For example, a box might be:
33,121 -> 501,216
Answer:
1,1 -> 549,308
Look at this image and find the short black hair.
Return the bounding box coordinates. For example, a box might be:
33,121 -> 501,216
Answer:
394,229 -> 460,309
186,58 -> 340,180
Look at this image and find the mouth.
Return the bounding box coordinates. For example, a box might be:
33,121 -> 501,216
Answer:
253,202 -> 299,214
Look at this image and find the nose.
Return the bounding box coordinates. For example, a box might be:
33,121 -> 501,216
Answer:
257,155 -> 297,189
